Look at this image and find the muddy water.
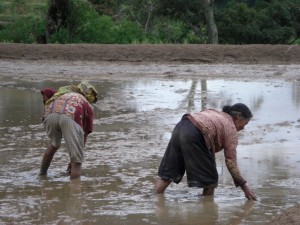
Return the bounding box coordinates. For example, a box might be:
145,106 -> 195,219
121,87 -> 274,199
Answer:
0,77 -> 300,225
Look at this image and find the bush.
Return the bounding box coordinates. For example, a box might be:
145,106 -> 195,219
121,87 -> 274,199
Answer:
255,1 -> 296,43
216,3 -> 258,44
9,0 -> 30,15
148,18 -> 191,43
111,20 -> 142,44
0,1 -> 4,14
0,16 -> 45,43
216,1 -> 299,44
185,29 -> 208,44
48,0 -> 142,44
49,15 -> 114,43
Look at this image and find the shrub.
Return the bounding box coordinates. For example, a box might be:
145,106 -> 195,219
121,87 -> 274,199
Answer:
0,1 -> 4,14
216,1 -> 299,44
149,18 -> 189,43
48,0 -> 142,43
9,0 -> 30,15
0,16 -> 45,43
111,20 -> 142,44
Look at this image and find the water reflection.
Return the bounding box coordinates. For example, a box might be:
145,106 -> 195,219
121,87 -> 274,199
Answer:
0,78 -> 300,224
38,180 -> 83,224
155,195 -> 219,225
292,81 -> 300,108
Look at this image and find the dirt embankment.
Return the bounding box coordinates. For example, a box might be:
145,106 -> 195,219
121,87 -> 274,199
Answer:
0,43 -> 300,64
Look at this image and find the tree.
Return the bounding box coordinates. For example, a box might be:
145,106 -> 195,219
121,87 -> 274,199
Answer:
215,0 -> 300,44
159,0 -> 218,44
87,0 -> 118,17
202,0 -> 218,43
45,0 -> 71,42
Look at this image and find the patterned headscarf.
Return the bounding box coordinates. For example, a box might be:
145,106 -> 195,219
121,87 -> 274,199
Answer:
77,81 -> 98,104
45,81 -> 98,105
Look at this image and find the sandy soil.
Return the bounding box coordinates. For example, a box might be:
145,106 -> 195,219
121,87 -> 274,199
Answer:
0,43 -> 300,224
0,43 -> 300,64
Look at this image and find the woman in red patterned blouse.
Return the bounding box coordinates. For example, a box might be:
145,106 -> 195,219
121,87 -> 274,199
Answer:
39,81 -> 98,179
154,103 -> 256,200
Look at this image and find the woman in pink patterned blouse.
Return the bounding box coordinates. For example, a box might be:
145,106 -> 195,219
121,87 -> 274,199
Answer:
154,103 -> 256,200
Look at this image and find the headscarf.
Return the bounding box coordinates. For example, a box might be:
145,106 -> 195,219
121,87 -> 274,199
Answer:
45,81 -> 98,105
41,88 -> 57,100
77,81 -> 98,104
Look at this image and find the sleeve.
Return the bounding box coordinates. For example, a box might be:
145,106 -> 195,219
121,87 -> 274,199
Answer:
225,159 -> 246,187
83,102 -> 94,134
223,129 -> 246,187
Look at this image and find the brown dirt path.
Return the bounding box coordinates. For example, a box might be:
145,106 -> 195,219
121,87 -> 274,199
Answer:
0,44 -> 300,64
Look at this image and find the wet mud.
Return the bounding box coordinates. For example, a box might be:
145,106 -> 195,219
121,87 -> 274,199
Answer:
0,46 -> 300,224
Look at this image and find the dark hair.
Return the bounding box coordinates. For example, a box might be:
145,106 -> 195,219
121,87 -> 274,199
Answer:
222,103 -> 253,119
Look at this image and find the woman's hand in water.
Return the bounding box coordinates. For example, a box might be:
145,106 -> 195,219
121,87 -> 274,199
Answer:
241,183 -> 257,200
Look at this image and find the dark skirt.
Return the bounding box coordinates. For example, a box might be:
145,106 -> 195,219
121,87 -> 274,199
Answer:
157,118 -> 218,188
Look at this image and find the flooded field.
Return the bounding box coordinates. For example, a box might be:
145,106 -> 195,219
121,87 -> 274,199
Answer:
1,71 -> 300,224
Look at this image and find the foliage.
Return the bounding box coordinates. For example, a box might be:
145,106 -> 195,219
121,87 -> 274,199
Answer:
0,1 -> 4,14
48,0 -> 142,43
110,20 -> 142,43
256,1 -> 296,44
87,0 -> 118,16
149,18 -> 187,43
144,17 -> 207,44
0,0 -> 299,44
0,16 -> 45,43
216,3 -> 258,44
9,0 -> 30,15
216,0 -> 300,44
158,0 -> 212,43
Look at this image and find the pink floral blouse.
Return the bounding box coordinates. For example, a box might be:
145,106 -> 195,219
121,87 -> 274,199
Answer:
186,109 -> 246,187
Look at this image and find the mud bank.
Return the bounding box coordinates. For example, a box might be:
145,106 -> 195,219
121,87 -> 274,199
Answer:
0,44 -> 300,64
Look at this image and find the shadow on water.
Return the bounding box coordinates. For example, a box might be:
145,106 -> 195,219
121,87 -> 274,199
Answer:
0,78 -> 300,224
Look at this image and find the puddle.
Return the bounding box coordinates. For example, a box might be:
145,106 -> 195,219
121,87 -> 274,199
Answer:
0,77 -> 300,224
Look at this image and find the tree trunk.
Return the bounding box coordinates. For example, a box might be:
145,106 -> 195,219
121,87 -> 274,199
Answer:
45,0 -> 71,42
144,1 -> 154,35
202,0 -> 218,44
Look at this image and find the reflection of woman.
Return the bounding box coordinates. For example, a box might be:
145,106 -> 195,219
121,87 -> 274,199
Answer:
155,194 -> 219,224
39,180 -> 83,223
154,103 -> 256,200
66,180 -> 83,221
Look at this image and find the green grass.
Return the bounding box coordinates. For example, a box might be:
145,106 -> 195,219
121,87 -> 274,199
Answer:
0,0 -> 47,26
